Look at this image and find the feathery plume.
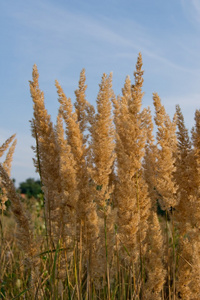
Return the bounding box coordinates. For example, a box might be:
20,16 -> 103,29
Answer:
153,92 -> 177,211
30,64 -> 60,245
174,105 -> 193,231
56,78 -> 99,287
143,107 -> 158,209
55,113 -> 78,242
0,164 -> 40,291
0,136 -> 17,211
0,134 -> 16,158
144,212 -> 166,300
191,109 -> 200,196
3,138 -> 17,176
129,52 -> 144,115
174,105 -> 194,297
55,80 -> 84,163
112,55 -> 151,296
88,73 -> 115,286
74,68 -> 91,141
89,73 -> 115,209
176,234 -> 193,299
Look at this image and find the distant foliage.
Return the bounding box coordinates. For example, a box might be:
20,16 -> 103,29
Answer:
18,178 -> 42,199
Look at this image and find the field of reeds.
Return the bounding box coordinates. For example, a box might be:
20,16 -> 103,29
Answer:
1,53 -> 200,299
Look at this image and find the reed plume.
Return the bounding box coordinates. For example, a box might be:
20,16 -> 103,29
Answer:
88,73 -> 116,291
0,164 -> 40,293
30,64 -> 61,248
55,112 -> 78,248
174,104 -> 193,229
144,212 -> 166,299
0,134 -> 16,158
113,54 -> 151,296
56,76 -> 99,289
182,109 -> 200,299
0,134 -> 17,211
89,73 -> 115,210
3,139 -> 17,176
174,105 -> 194,298
143,107 -> 158,210
191,109 -> 200,200
153,92 -> 177,211
114,76 -> 139,265
74,68 -> 92,144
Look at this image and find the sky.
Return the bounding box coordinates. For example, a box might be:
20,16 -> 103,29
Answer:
1,0 -> 200,186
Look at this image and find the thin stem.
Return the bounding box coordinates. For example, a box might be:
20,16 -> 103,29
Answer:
172,209 -> 176,300
166,210 -> 171,300
136,172 -> 143,297
79,220 -> 83,300
0,207 -> 3,245
104,212 -> 110,300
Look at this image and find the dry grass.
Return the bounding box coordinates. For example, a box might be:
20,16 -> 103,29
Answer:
1,53 -> 199,299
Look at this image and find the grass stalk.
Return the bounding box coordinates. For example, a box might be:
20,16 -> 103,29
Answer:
78,220 -> 83,300
104,212 -> 111,300
63,244 -> 72,300
50,240 -> 60,299
166,211 -> 171,300
86,248 -> 92,300
136,172 -> 144,298
74,243 -> 80,300
171,209 -> 176,300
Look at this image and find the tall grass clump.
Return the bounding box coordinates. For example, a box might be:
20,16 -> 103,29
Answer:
1,52 -> 200,299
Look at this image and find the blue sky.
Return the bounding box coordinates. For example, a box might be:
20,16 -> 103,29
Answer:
1,0 -> 200,186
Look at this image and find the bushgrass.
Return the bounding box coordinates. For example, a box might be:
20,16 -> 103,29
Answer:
1,53 -> 199,299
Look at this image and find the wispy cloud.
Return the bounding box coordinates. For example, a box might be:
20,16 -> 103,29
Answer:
191,0 -> 200,10
181,0 -> 200,26
9,0 -> 197,75
2,0 -> 200,184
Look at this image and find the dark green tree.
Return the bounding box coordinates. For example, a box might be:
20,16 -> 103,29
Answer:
18,178 -> 42,199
